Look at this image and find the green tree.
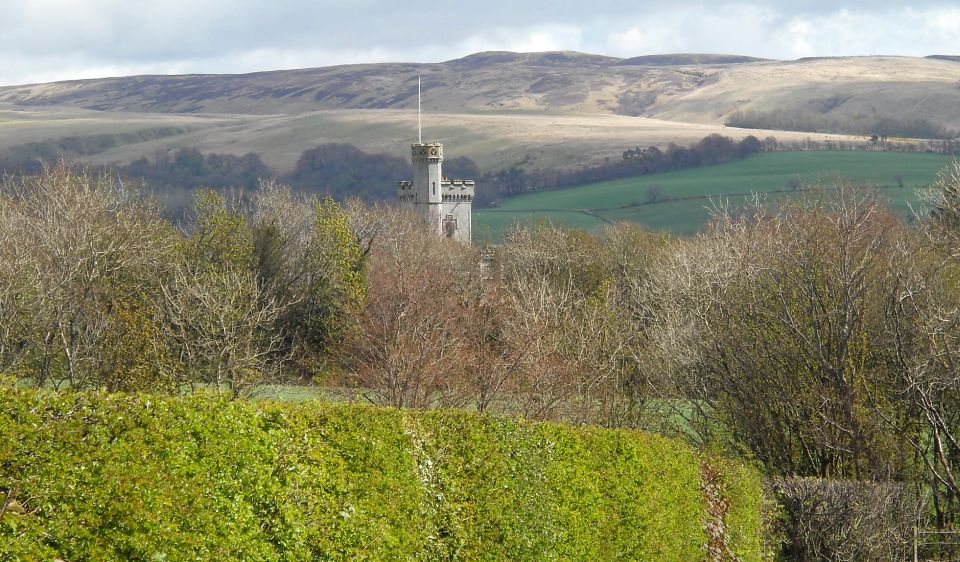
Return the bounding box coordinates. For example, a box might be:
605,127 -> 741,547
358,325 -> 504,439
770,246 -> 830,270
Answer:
251,186 -> 367,361
160,189 -> 286,397
185,189 -> 254,272
301,197 -> 367,349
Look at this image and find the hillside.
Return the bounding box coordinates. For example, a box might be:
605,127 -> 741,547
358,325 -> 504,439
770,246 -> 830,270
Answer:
0,104 -> 860,175
619,53 -> 769,66
474,151 -> 953,239
0,52 -> 958,175
0,51 -> 688,116
3,52 -> 959,125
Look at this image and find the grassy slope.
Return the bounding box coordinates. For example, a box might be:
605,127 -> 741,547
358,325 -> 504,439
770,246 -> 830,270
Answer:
2,55 -> 959,184
4,55 -> 959,131
0,105 -> 865,175
475,151 -> 953,237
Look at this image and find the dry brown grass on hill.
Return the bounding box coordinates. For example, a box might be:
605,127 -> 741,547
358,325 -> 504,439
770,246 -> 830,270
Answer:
0,106 -> 867,174
1,53 -> 958,173
3,53 -> 958,125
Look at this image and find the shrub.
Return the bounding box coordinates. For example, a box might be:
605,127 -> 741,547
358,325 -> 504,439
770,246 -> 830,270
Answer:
771,477 -> 918,562
0,385 -> 765,561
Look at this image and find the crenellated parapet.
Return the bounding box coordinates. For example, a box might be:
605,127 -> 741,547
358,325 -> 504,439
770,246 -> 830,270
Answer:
398,177 -> 475,200
397,180 -> 415,201
396,141 -> 474,244
411,143 -> 443,163
441,179 -> 475,201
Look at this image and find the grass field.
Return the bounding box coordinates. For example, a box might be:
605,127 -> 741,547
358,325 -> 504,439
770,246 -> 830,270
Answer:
474,151 -> 954,237
0,104 -> 871,175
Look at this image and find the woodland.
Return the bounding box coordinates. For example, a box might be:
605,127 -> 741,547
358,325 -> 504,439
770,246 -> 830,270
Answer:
5,159 -> 960,558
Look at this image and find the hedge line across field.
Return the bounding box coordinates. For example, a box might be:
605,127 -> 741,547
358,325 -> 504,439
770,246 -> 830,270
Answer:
0,385 -> 764,561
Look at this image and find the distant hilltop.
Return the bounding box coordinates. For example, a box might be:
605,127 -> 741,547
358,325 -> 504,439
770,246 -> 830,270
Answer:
616,53 -> 769,65
1,50 -> 959,176
1,51 -> 958,134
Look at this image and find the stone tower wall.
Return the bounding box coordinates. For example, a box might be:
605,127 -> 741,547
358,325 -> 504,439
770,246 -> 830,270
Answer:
440,180 -> 474,243
398,142 -> 473,244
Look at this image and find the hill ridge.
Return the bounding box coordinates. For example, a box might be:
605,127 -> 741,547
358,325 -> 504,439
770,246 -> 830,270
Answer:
2,51 -> 958,126
1,51 -> 959,175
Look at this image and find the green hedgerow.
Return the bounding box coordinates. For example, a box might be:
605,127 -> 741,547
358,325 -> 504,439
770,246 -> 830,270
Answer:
0,384 -> 764,561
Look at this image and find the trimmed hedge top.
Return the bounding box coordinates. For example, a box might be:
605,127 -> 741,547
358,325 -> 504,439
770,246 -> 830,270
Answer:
0,386 -> 763,561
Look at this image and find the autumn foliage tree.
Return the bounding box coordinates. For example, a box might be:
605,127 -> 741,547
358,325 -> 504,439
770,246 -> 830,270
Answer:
340,207 -> 480,408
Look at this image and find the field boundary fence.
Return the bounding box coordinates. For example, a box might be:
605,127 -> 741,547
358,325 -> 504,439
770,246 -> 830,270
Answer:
915,528 -> 960,561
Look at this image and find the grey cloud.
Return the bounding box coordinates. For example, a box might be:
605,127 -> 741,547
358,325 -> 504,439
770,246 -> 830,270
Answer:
0,0 -> 958,85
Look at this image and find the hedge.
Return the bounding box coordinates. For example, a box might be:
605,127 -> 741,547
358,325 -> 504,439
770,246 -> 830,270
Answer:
0,385 -> 764,561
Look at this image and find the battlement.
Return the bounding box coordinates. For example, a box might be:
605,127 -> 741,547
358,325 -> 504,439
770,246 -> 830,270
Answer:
397,178 -> 474,201
396,181 -> 413,202
411,142 -> 443,163
441,179 -> 474,201
397,137 -> 473,243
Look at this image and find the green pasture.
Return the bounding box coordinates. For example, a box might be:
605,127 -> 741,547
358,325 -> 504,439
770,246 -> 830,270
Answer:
472,209 -> 607,244
474,151 -> 953,236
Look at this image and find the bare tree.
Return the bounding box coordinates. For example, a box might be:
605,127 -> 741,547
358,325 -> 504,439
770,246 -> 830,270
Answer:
159,263 -> 289,398
0,163 -> 176,390
158,188 -> 295,398
599,222 -> 678,428
675,184 -> 906,478
251,183 -> 366,360
497,222 -> 634,422
645,184 -> 663,204
773,478 -> 918,562
882,158 -> 960,529
342,208 -> 477,409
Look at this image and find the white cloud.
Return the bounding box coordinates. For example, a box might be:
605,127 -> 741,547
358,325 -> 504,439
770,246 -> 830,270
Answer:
2,1 -> 960,85
196,47 -> 398,74
777,7 -> 960,57
605,5 -> 781,56
458,24 -> 585,54
601,4 -> 960,60
0,55 -> 192,86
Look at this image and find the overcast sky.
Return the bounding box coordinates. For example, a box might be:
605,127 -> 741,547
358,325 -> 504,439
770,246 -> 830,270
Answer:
2,0 -> 959,86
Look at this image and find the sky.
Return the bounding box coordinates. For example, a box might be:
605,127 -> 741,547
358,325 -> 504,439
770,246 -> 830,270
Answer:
2,0 -> 959,86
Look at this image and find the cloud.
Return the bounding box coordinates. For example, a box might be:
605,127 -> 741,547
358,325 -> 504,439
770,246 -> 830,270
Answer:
778,7 -> 960,57
458,24 -> 586,55
604,4 -> 960,60
0,54 -> 193,86
605,5 -> 782,56
1,1 -> 959,85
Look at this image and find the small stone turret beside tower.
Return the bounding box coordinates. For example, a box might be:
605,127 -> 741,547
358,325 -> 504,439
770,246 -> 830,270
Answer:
397,142 -> 474,244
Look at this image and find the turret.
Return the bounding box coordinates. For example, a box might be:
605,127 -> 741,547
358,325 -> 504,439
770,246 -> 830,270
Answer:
394,77 -> 474,243
411,142 -> 443,204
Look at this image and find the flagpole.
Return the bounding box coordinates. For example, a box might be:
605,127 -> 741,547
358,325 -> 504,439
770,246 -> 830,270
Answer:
417,75 -> 422,144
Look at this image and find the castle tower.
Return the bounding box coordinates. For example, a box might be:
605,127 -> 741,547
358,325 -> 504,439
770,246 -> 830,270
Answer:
396,78 -> 474,243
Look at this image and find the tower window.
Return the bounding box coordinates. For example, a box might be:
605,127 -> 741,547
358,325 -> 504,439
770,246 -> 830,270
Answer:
432,181 -> 436,195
